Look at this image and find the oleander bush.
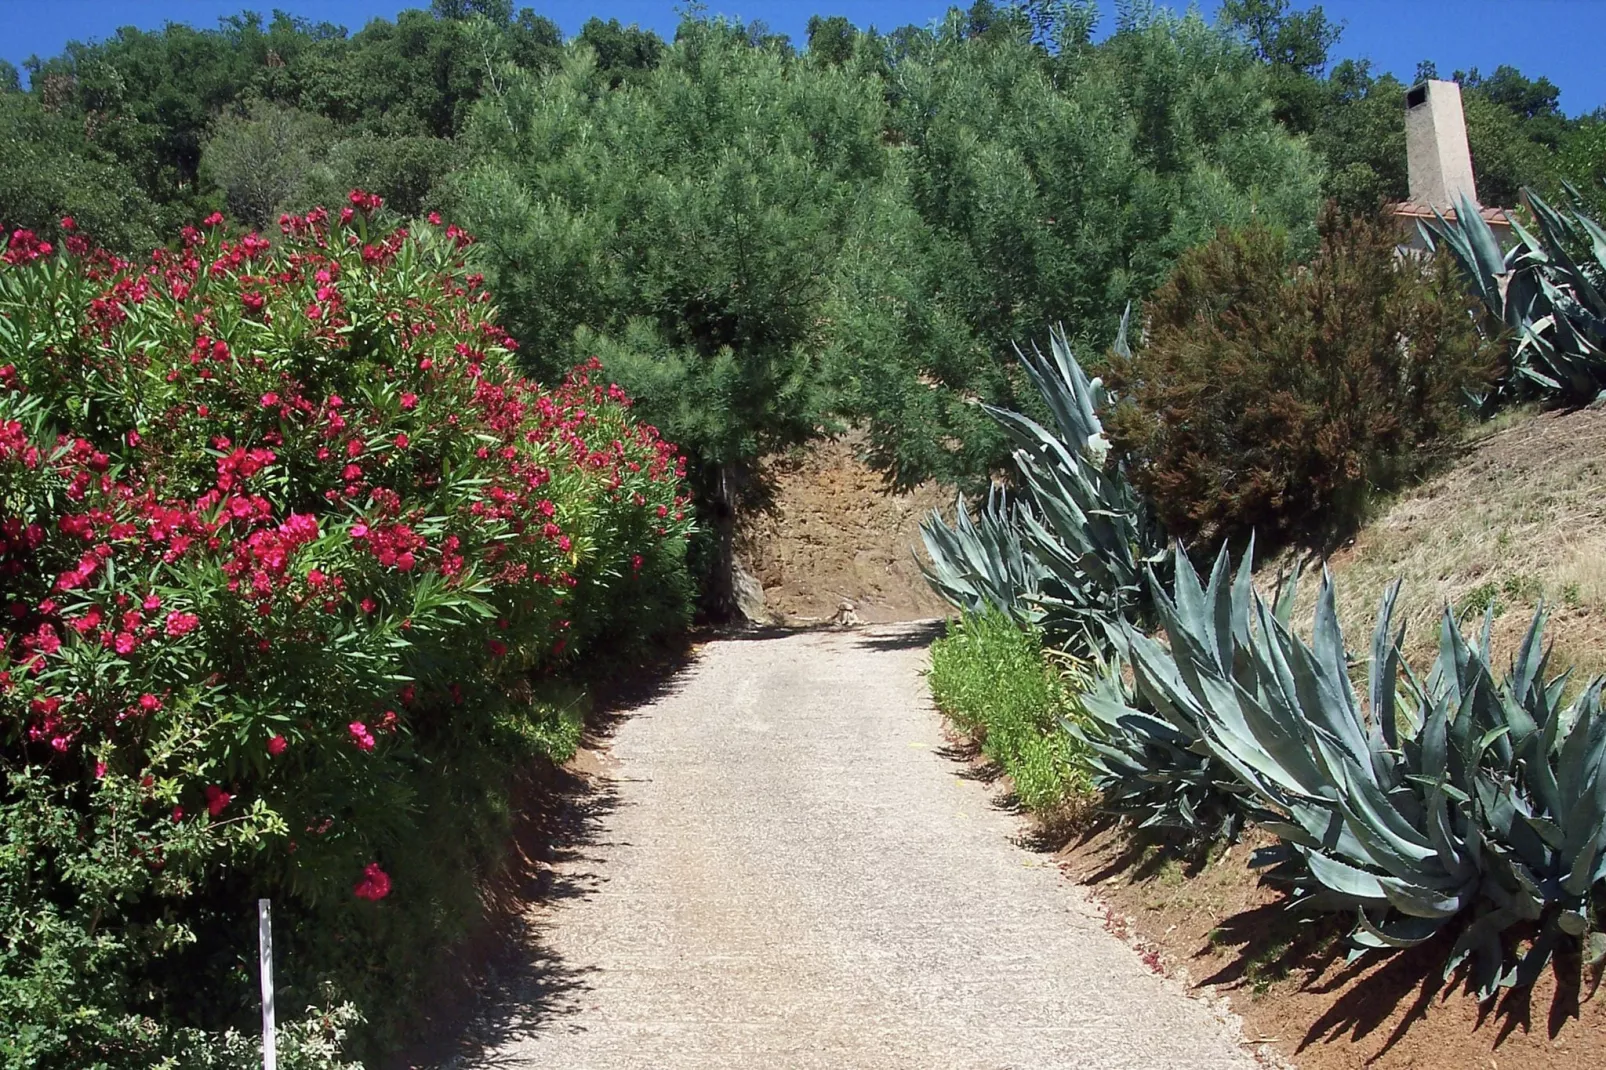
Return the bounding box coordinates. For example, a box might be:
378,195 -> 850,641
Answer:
0,199 -> 692,1068
928,609 -> 1091,814
1107,209 -> 1496,551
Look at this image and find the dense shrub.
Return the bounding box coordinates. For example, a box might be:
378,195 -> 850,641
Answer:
928,610 -> 1089,814
1106,210 -> 1495,550
0,200 -> 691,1068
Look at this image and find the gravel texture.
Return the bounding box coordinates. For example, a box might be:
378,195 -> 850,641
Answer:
458,622 -> 1263,1070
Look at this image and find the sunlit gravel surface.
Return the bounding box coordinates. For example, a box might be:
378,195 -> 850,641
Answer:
460,622 -> 1261,1070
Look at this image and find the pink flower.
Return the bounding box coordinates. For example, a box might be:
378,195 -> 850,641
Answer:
400,392 -> 417,410
488,639 -> 508,658
171,806 -> 184,822
359,597 -> 377,614
268,734 -> 287,756
143,593 -> 162,611
393,433 -> 409,449
33,623 -> 60,656
353,861 -> 391,901
114,632 -> 139,656
348,721 -> 375,751
138,693 -> 162,713
261,392 -> 280,408
95,761 -> 107,779
165,611 -> 199,637
278,513 -> 319,546
205,784 -> 232,817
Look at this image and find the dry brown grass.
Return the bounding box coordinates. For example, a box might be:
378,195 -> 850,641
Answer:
1262,405 -> 1606,683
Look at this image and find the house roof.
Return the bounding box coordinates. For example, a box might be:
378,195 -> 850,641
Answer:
1388,201 -> 1512,226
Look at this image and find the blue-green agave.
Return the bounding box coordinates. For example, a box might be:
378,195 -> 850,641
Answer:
1426,187 -> 1606,402
918,317 -> 1167,648
1106,544 -> 1606,997
918,484 -> 1047,627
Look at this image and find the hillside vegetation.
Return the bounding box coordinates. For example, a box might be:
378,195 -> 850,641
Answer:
1281,406 -> 1606,684
5,2 -> 1606,1068
919,124 -> 1606,1061
2,0 -> 1597,613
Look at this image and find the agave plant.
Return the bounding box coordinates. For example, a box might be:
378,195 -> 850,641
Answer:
1070,657 -> 1246,841
918,484 -> 1048,626
919,315 -> 1168,647
1070,547 -> 1299,842
986,315 -> 1169,636
1426,188 -> 1606,401
1109,544 -> 1606,997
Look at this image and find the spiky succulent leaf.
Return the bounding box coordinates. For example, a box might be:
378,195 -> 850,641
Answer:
1105,543 -> 1606,999
918,485 -> 1047,626
1429,188 -> 1606,402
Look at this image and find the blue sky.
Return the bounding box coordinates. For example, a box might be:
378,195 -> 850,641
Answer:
4,1 -> 1605,115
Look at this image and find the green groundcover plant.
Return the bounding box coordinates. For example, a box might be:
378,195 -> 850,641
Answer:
929,609 -> 1090,814
0,198 -> 691,1068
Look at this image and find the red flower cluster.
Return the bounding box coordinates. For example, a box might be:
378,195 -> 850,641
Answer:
352,861 -> 391,901
0,196 -> 692,910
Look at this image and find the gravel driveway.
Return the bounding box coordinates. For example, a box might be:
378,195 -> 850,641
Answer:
456,622 -> 1263,1070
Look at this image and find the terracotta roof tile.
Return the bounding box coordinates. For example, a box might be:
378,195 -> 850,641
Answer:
1388,201 -> 1511,225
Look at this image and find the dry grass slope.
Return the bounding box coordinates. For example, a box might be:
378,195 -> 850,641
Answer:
1274,405 -> 1606,682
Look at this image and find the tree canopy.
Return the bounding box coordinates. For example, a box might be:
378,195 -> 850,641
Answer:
1,0 -> 1599,607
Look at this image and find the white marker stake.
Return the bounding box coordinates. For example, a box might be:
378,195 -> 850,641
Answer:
259,898 -> 277,1070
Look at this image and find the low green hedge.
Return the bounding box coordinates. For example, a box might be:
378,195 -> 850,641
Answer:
928,610 -> 1090,813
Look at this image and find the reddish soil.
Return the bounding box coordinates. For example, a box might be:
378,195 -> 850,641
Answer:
1060,822 -> 1606,1070
738,433 -> 954,623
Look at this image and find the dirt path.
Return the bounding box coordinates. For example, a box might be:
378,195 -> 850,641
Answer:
453,623 -> 1263,1069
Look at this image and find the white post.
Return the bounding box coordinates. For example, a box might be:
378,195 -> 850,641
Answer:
259,898 -> 277,1070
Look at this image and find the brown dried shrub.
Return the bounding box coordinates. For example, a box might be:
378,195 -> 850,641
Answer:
1106,207 -> 1497,551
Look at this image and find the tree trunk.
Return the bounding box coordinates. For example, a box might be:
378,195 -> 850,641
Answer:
706,462 -> 739,623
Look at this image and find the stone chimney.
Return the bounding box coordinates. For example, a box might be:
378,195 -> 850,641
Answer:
1405,79 -> 1479,208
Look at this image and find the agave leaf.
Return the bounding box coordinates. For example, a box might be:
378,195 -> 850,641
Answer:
1377,873 -> 1466,919
1370,580 -> 1406,752
1303,849 -> 1389,903
1355,911 -> 1445,949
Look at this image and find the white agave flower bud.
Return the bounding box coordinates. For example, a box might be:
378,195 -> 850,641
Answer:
1082,430 -> 1110,466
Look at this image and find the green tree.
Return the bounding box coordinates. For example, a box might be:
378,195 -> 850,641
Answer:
865,2 -> 1323,485
806,15 -> 858,66
577,17 -> 667,86
199,100 -> 333,228
1219,0 -> 1343,131
456,16 -> 917,615
0,88 -> 165,253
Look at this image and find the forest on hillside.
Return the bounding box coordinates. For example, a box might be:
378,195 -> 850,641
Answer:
3,1 -> 1595,511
